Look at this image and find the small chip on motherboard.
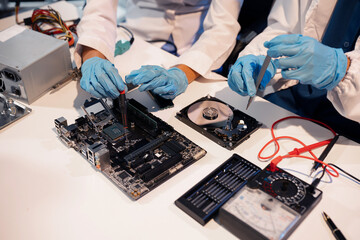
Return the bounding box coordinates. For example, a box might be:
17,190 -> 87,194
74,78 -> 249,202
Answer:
103,123 -> 127,142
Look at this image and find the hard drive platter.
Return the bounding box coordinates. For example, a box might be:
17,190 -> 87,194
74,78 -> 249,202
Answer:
187,100 -> 233,128
176,95 -> 262,150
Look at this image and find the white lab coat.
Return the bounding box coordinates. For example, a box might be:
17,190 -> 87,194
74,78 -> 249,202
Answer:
74,0 -> 242,80
123,0 -> 211,55
75,0 -> 211,67
239,0 -> 360,123
74,0 -> 212,67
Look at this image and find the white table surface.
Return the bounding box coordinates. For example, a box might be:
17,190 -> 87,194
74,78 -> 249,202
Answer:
1,7 -> 360,240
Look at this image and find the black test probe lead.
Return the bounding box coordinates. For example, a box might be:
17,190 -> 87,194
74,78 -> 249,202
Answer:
310,134 -> 339,176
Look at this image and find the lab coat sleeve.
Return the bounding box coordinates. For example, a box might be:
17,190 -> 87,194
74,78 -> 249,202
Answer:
327,49 -> 360,122
74,0 -> 118,68
167,0 -> 242,79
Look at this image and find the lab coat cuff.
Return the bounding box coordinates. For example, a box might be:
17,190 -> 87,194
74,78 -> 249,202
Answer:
327,50 -> 360,122
173,50 -> 224,80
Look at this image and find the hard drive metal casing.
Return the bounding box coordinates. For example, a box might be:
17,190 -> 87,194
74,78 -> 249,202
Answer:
0,28 -> 72,104
176,95 -> 262,150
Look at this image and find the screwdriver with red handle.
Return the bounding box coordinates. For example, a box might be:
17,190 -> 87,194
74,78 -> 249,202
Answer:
118,90 -> 128,129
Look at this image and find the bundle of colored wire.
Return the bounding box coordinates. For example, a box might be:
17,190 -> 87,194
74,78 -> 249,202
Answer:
31,7 -> 74,46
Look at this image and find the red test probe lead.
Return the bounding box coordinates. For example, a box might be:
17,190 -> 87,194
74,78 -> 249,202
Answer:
258,116 -> 339,177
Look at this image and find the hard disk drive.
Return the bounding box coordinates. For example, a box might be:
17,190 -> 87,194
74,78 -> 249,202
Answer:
176,95 -> 262,150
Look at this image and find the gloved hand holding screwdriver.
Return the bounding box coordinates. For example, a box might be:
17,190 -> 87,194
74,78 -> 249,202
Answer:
228,54 -> 276,97
228,34 -> 349,96
80,46 -> 188,99
80,46 -> 127,98
80,56 -> 128,98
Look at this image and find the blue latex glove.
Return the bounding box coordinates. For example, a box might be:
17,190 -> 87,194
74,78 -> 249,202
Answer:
264,34 -> 348,90
228,55 -> 276,97
125,65 -> 188,99
80,57 -> 127,99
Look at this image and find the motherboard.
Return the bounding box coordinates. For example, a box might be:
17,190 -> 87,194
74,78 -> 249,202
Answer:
55,97 -> 206,200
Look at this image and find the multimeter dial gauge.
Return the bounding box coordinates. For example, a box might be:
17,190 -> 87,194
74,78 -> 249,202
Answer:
263,172 -> 306,205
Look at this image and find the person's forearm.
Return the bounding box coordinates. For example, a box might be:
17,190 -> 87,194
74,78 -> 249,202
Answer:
175,64 -> 200,84
82,46 -> 106,63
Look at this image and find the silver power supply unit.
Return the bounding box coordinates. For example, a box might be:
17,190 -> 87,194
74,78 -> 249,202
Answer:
0,27 -> 72,104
